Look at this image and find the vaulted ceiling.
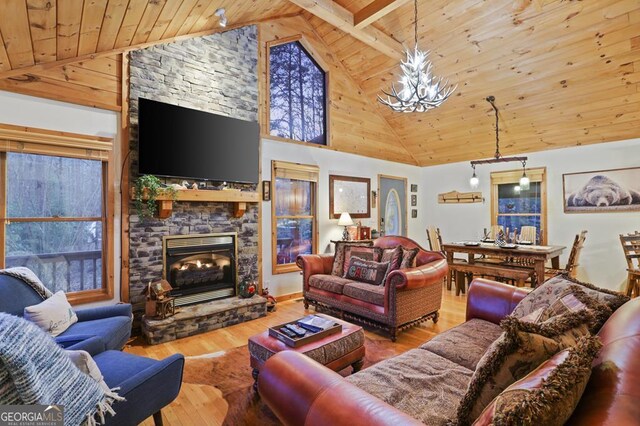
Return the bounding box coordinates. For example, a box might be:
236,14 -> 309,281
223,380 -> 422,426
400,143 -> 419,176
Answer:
0,0 -> 638,166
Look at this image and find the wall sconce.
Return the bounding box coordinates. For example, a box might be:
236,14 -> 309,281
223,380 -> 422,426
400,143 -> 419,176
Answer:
215,8 -> 227,27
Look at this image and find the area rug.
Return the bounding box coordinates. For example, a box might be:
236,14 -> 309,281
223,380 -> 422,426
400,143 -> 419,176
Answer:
182,337 -> 404,425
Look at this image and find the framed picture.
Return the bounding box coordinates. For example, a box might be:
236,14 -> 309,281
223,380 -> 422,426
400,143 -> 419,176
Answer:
411,209 -> 418,218
411,184 -> 418,193
563,167 -> 640,213
329,175 -> 371,219
411,194 -> 417,207
262,180 -> 271,201
378,174 -> 407,237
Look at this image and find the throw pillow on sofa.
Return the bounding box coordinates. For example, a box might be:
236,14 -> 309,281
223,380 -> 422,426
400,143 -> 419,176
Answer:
456,308 -> 595,424
511,274 -> 628,329
399,247 -> 419,269
24,291 -> 78,337
342,246 -> 382,276
331,241 -> 373,276
473,336 -> 602,426
381,246 -> 403,282
344,257 -> 390,285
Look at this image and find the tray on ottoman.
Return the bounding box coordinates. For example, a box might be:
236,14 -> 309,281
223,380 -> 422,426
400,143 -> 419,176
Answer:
249,314 -> 365,390
268,315 -> 342,348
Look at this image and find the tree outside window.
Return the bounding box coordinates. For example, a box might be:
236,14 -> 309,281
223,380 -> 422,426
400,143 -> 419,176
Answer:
269,41 -> 327,145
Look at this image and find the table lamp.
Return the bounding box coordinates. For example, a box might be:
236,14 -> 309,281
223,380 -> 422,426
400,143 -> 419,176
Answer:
338,212 -> 354,241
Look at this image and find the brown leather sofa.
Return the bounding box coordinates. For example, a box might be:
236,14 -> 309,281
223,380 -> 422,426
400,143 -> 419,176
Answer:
259,279 -> 640,425
296,236 -> 448,341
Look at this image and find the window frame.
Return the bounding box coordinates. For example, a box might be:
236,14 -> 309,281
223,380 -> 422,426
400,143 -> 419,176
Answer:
271,160 -> 319,275
265,35 -> 331,148
0,124 -> 115,305
490,167 -> 547,244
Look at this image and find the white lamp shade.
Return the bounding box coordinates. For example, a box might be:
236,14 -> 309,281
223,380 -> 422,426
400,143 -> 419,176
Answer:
519,175 -> 530,190
338,212 -> 354,226
469,175 -> 479,189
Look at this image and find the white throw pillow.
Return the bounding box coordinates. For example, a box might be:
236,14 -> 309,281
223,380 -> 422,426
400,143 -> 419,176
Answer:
66,350 -> 111,393
24,291 -> 78,336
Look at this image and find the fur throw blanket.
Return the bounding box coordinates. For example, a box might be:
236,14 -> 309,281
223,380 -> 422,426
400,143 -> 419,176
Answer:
0,267 -> 53,300
0,313 -> 123,425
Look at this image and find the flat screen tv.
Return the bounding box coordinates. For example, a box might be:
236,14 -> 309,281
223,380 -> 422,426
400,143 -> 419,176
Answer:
138,98 -> 259,183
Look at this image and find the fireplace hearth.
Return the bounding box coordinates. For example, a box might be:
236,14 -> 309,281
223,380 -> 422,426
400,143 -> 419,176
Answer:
163,233 -> 237,306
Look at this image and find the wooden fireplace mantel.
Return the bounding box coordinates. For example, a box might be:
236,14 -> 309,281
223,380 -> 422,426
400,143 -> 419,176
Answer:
130,188 -> 259,219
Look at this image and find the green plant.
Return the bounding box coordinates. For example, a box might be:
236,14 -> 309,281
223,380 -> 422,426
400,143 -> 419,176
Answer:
133,175 -> 176,219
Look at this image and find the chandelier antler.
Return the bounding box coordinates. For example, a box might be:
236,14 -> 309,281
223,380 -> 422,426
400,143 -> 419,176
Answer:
378,0 -> 456,113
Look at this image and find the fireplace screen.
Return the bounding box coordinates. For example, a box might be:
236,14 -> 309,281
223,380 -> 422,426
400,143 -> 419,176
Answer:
163,234 -> 236,305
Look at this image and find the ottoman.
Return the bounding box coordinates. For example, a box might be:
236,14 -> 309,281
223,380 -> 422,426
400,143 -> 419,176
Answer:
248,314 -> 365,389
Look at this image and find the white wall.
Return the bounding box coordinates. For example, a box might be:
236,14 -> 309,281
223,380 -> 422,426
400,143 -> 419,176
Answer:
261,138 -> 426,297
0,91 -> 121,306
420,138 -> 640,291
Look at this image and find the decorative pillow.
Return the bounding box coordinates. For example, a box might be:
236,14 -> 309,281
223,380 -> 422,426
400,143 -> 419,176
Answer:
24,291 -> 78,337
344,257 -> 390,286
399,247 -> 419,269
456,309 -> 595,424
381,246 -> 403,283
511,274 -> 628,324
474,336 -> 602,426
538,285 -> 612,332
66,349 -> 111,393
342,246 -> 382,276
331,240 -> 373,276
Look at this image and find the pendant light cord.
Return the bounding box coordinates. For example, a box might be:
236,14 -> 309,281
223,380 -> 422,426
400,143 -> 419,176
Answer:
486,96 -> 500,159
414,0 -> 418,48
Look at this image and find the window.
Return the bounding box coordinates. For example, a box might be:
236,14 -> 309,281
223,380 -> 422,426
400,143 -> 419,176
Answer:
491,168 -> 547,244
269,40 -> 327,145
272,161 -> 319,274
0,125 -> 113,304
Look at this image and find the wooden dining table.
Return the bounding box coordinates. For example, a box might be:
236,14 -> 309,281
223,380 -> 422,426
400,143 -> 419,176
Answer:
442,242 -> 566,288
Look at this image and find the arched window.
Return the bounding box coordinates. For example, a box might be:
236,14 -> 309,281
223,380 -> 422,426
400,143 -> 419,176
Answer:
269,41 -> 327,145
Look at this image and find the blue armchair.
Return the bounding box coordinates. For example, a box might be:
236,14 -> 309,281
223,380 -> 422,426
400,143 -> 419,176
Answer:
0,273 -> 132,351
70,337 -> 184,426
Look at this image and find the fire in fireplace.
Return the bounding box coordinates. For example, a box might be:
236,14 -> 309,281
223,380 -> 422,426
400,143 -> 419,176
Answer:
163,233 -> 237,306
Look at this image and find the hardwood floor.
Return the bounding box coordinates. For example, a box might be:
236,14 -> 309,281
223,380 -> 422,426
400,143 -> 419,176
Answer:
127,288 -> 468,425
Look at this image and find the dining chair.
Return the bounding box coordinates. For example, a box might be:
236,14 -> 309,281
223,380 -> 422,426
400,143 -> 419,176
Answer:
620,232 -> 640,298
545,230 -> 587,280
489,225 -> 504,239
426,226 -> 443,252
519,226 -> 538,244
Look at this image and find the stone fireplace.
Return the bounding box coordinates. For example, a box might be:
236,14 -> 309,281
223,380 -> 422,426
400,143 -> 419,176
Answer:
164,233 -> 238,306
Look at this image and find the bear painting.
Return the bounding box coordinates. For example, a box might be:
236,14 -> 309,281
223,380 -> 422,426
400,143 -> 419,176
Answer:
564,168 -> 640,213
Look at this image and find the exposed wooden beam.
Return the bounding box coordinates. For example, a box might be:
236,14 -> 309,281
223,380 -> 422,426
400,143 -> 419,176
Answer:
354,0 -> 412,29
289,0 -> 404,60
0,12 -> 301,80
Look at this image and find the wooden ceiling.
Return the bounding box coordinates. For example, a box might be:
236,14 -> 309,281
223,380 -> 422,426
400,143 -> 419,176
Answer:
0,0 -> 638,166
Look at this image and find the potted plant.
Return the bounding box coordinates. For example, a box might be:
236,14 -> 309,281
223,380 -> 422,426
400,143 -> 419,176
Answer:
133,175 -> 176,219
371,229 -> 379,239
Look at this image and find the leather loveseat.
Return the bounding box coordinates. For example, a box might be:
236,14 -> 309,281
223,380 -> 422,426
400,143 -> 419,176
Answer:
297,236 -> 448,341
259,278 -> 639,425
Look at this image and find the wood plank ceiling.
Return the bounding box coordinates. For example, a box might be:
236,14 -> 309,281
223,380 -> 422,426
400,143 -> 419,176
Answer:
0,0 -> 638,166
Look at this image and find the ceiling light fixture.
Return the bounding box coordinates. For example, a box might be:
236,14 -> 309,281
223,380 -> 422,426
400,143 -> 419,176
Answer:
378,0 -> 456,113
215,8 -> 227,27
469,96 -> 529,188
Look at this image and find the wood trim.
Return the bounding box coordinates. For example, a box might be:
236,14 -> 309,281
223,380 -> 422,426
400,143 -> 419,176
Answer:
0,153 -> 6,269
257,24 -> 264,295
0,123 -> 112,152
120,52 -> 131,303
264,34 -> 331,148
67,288 -> 114,305
274,291 -> 303,302
377,174 -> 408,237
354,0 -> 412,29
328,174 -> 371,219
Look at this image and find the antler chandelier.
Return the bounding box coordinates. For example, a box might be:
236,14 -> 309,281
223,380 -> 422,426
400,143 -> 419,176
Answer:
469,96 -> 529,190
378,0 -> 456,113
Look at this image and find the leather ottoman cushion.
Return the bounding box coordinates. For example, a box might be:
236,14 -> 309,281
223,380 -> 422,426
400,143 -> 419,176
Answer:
343,281 -> 386,306
346,348 -> 473,425
420,318 -> 503,370
308,274 -> 352,295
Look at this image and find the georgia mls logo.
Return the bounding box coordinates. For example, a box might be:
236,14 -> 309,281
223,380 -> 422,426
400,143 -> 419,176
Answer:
0,404 -> 64,426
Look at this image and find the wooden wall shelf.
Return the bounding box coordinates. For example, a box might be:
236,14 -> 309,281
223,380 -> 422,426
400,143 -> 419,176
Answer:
130,189 -> 259,219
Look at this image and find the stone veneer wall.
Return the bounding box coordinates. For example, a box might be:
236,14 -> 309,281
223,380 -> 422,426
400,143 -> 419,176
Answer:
128,26 -> 259,312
